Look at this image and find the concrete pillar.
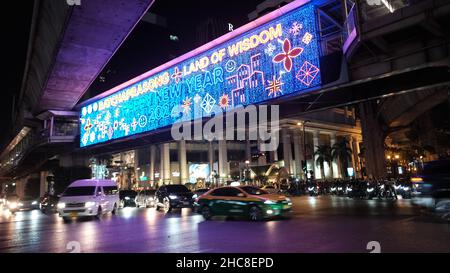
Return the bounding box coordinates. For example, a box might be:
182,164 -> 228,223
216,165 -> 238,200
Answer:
208,141 -> 214,181
149,145 -> 156,184
270,138 -> 278,163
359,101 -> 387,179
179,140 -> 188,184
281,128 -> 292,175
330,133 -> 340,178
293,134 -> 302,178
313,130 -> 321,179
257,138 -> 267,165
133,149 -> 139,187
160,143 -> 171,184
351,136 -> 360,178
218,140 -> 228,183
16,179 -> 26,198
39,171 -> 48,197
245,139 -> 251,162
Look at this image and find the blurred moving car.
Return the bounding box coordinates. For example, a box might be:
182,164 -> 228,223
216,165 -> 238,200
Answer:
261,185 -> 278,194
155,184 -> 193,212
119,190 -> 138,208
412,159 -> 450,214
18,196 -> 40,210
135,189 -> 156,208
192,188 -> 210,199
57,179 -> 119,221
4,194 -> 20,213
194,186 -> 292,221
40,194 -> 59,214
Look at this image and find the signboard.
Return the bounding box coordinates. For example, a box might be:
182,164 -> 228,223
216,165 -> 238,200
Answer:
80,1 -> 321,147
189,164 -> 210,183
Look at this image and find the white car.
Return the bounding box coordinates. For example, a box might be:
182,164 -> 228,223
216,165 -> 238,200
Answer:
57,179 -> 119,221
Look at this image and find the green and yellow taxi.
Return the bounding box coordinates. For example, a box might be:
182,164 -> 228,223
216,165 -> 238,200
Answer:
194,185 -> 292,221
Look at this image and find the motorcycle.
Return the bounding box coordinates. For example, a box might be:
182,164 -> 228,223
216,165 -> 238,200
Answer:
366,183 -> 377,200
308,185 -> 319,196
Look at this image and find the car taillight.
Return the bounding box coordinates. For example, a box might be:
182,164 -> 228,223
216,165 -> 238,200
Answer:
411,177 -> 423,183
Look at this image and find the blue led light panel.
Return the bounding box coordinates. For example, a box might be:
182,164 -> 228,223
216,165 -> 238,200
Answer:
80,3 -> 321,147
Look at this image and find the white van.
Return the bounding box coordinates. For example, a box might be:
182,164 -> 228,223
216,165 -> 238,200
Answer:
57,179 -> 119,221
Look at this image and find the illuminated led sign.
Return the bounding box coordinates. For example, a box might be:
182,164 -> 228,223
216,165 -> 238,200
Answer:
80,1 -> 321,147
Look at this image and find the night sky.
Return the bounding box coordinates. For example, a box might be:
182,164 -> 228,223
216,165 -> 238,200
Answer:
1,0 -> 265,149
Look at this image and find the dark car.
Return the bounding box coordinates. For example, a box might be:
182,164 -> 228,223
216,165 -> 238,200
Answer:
155,184 -> 193,212
40,194 -> 59,214
135,189 -> 156,208
119,190 -> 137,208
412,159 -> 450,214
18,196 -> 40,210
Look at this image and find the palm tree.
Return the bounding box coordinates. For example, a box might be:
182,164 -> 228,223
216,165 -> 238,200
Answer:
331,138 -> 353,177
314,145 -> 332,179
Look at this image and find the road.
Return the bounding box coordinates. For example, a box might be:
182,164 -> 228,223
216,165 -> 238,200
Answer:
0,196 -> 449,253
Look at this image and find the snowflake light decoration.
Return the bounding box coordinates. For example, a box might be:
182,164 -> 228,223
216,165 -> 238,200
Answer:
302,32 -> 313,45
264,43 -> 276,56
289,21 -> 302,36
219,94 -> 230,109
182,97 -> 192,113
266,75 -> 284,97
201,93 -> 216,114
273,38 -> 303,72
296,61 -> 320,86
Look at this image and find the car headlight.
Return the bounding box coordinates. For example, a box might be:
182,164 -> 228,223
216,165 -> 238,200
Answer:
264,200 -> 276,205
169,195 -> 178,200
367,188 -> 374,193
18,202 -> 24,207
192,194 -> 198,199
8,202 -> 18,209
85,201 -> 96,207
394,185 -> 401,190
32,201 -> 38,205
57,202 -> 66,209
124,196 -> 130,200
347,188 -> 353,191
285,197 -> 291,202
402,187 -> 410,191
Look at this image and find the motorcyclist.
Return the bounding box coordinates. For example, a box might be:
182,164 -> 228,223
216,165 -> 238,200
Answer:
386,178 -> 398,200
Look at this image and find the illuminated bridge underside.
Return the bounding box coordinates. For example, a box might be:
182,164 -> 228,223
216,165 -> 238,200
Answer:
23,0 -> 154,113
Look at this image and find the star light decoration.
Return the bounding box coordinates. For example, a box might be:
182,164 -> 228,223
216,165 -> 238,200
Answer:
264,43 -> 276,56
273,39 -> 303,72
266,75 -> 284,97
296,61 -> 320,86
131,118 -> 138,131
201,93 -> 216,114
219,93 -> 230,109
289,21 -> 302,36
182,97 -> 192,113
171,66 -> 183,84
